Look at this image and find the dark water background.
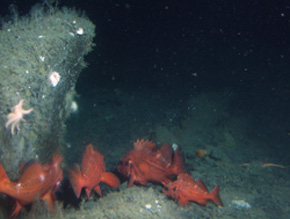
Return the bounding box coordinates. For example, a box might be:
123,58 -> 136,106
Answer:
75,0 -> 289,163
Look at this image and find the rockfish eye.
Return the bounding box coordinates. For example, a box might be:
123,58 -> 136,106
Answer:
124,160 -> 132,166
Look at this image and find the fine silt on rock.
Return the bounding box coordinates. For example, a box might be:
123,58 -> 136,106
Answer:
0,2 -> 95,178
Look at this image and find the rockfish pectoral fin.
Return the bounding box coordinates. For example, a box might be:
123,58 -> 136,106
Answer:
178,197 -> 189,206
128,174 -> 136,187
172,146 -> 187,174
11,201 -> 23,217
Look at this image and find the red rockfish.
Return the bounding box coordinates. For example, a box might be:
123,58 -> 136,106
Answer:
163,173 -> 223,206
117,139 -> 186,187
69,144 -> 120,199
0,154 -> 63,216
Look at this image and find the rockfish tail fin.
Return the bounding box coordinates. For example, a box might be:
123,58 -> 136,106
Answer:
210,185 -> 223,206
101,172 -> 120,188
69,164 -> 84,198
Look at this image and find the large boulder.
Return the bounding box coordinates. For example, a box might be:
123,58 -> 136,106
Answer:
0,3 -> 95,177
